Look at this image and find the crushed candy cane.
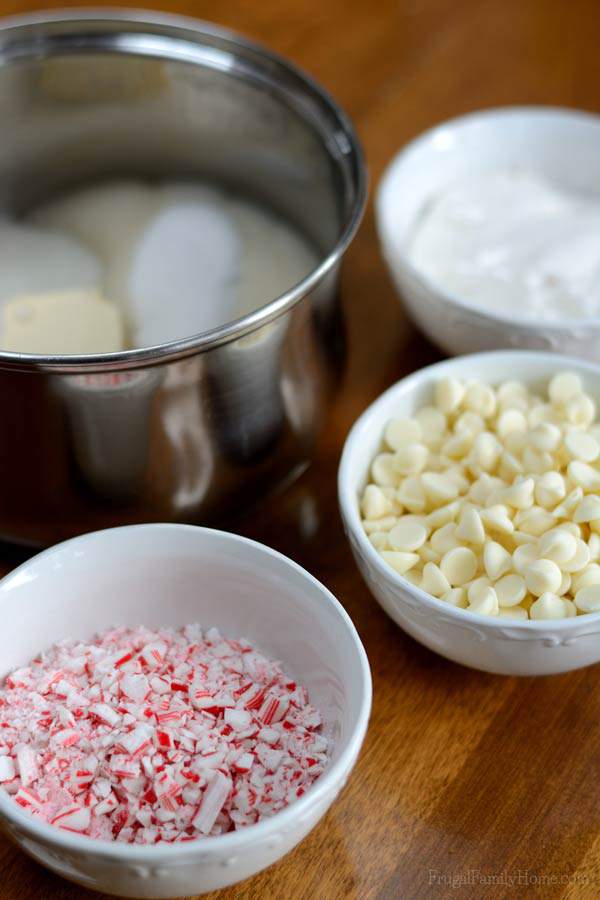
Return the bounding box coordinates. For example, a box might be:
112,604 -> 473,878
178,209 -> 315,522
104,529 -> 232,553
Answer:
0,625 -> 328,843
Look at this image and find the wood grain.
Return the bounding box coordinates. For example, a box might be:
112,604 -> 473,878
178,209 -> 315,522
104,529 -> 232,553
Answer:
2,1 -> 600,898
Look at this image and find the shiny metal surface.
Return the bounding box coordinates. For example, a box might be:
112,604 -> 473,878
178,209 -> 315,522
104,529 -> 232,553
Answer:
0,9 -> 365,545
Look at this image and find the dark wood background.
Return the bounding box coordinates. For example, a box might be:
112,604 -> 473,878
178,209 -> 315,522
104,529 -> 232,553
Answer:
2,1 -> 600,898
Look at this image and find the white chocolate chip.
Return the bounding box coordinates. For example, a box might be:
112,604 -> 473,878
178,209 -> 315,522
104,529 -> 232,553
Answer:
430,523 -> 461,554
498,451 -> 524,481
371,510 -> 397,535
561,539 -> 590,574
468,586 -> 499,616
573,495 -> 600,523
440,547 -> 478,586
369,531 -> 389,551
527,423 -> 561,453
388,519 -> 428,552
497,380 -> 527,405
421,472 -> 459,504
537,528 -> 577,565
535,471 -> 566,509
384,417 -> 422,451
504,432 -> 528,456
588,532 -> 600,561
443,466 -> 470,494
481,505 -> 514,536
548,372 -> 582,405
403,569 -> 421,587
464,382 -> 497,418
512,542 -> 538,574
494,573 -> 527,608
497,606 -> 528,621
502,477 -> 534,510
575,584 -> 600,613
397,476 -> 427,513
468,474 -> 504,505
361,484 -> 389,520
512,530 -> 537,546
363,516 -> 397,534
528,403 -> 561,428
435,377 -> 465,414
524,558 -> 562,596
425,501 -> 460,529
394,443 -> 428,476
567,463 -> 600,492
419,544 -> 440,564
371,453 -> 397,487
442,587 -> 468,608
522,446 -> 554,475
467,576 -> 492,604
483,540 -> 512,580
559,521 -> 581,538
515,507 -> 556,537
553,486 -> 585,518
564,430 -> 600,462
557,571 -> 572,596
469,432 -> 502,472
454,411 -> 485,437
530,592 -> 568,619
442,432 -> 473,459
415,406 -> 446,443
565,394 -> 595,427
496,409 -> 528,438
380,551 -> 420,575
420,562 -> 451,597
455,506 -> 486,545
571,563 -> 600,593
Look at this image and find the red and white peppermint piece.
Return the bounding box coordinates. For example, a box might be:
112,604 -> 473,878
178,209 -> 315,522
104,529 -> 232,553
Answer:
116,725 -> 154,759
192,771 -> 232,835
90,703 -> 121,727
14,787 -> 43,811
16,747 -> 38,787
51,805 -> 91,832
0,756 -> 15,783
120,674 -> 149,703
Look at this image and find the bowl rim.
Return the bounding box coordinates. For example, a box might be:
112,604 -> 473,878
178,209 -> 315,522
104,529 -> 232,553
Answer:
338,349 -> 600,631
0,7 -> 367,373
0,522 -> 372,858
375,103 -> 600,331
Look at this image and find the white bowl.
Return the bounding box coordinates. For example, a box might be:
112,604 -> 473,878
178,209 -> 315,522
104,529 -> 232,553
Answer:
0,524 -> 371,898
339,350 -> 600,676
376,106 -> 600,360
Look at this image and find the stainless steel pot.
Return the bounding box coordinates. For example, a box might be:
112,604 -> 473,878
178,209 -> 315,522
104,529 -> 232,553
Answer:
0,9 -> 366,545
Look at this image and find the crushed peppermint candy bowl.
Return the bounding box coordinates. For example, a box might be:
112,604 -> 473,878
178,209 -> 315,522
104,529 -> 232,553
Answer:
0,524 -> 371,898
339,350 -> 600,676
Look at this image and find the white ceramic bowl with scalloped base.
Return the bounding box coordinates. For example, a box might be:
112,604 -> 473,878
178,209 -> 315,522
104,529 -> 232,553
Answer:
0,524 -> 371,898
339,350 -> 600,676
376,106 -> 600,360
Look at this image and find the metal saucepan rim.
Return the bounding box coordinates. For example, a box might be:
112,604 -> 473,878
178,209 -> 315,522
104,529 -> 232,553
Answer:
0,7 -> 367,373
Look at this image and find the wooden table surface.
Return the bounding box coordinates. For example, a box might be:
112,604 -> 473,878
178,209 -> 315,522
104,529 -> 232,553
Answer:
2,0 -> 600,897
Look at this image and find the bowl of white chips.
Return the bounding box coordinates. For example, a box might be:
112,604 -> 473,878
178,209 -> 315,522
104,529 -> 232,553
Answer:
339,350 -> 600,675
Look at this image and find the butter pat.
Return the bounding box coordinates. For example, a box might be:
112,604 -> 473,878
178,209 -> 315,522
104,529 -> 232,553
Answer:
1,290 -> 125,354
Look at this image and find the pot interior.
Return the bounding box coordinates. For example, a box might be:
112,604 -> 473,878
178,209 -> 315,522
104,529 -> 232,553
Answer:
0,14 -> 359,257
